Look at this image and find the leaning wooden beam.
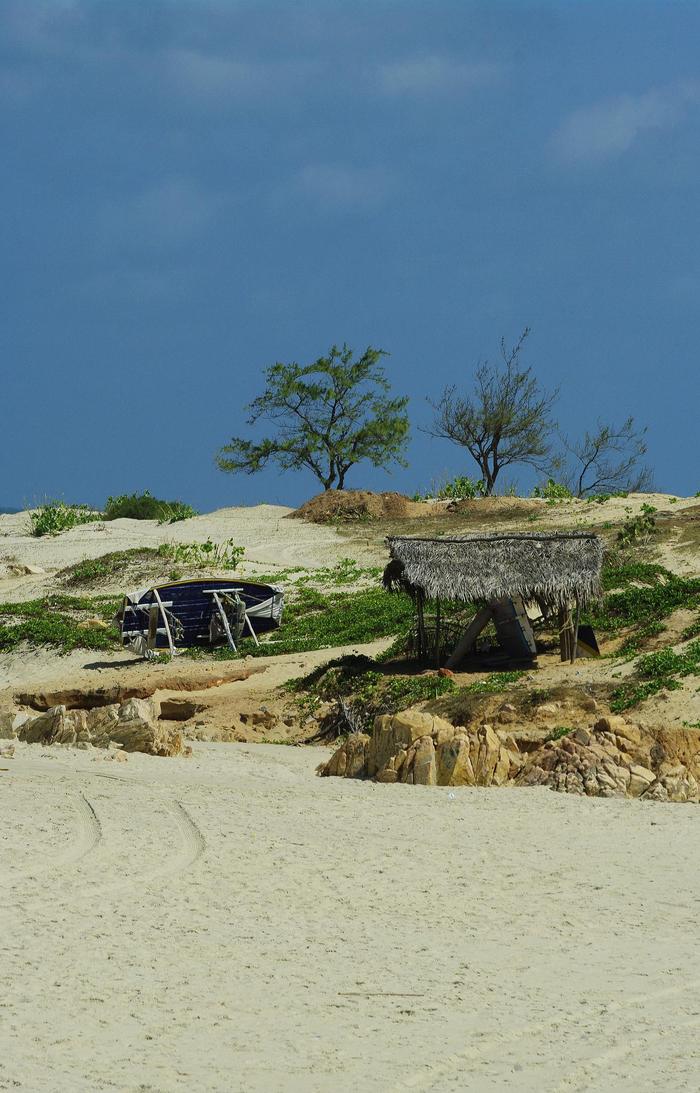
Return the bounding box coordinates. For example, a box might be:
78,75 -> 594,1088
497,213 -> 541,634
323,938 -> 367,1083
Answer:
243,612 -> 260,646
445,605 -> 493,669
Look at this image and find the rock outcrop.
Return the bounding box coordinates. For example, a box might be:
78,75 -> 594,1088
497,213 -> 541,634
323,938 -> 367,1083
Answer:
320,709 -> 521,787
319,711 -> 700,803
6,697 -> 188,756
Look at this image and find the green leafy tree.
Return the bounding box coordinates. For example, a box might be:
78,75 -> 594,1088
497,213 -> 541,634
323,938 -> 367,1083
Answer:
216,344 -> 409,491
427,328 -> 558,495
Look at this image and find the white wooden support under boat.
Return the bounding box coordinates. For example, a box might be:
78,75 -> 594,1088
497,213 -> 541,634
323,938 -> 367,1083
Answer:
152,587 -> 177,656
210,590 -> 237,651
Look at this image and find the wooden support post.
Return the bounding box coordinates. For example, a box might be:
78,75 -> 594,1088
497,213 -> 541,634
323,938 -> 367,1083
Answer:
559,605 -> 575,663
435,598 -> 441,668
571,595 -> 581,665
243,611 -> 260,647
416,591 -> 426,661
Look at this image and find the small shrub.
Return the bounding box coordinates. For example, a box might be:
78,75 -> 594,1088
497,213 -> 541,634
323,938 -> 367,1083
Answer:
585,491 -> 628,504
103,491 -> 197,523
29,501 -> 102,538
532,479 -> 573,501
545,725 -> 573,742
59,548 -> 162,587
438,475 -> 486,500
287,656 -> 457,736
415,475 -> 486,500
617,504 -> 657,548
160,539 -> 244,570
161,500 -> 198,524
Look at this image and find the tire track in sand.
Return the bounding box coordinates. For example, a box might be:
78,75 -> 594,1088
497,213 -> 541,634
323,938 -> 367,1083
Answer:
64,791 -> 103,865
5,768 -> 206,915
391,975 -> 700,1092
3,788 -> 102,880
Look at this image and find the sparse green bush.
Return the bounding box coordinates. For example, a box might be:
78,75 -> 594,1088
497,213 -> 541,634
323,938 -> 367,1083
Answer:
414,475 -> 486,501
59,548 -> 162,587
585,490 -> 628,504
160,539 -> 244,570
436,475 -> 486,500
29,501 -> 102,538
532,479 -> 573,501
103,491 -> 197,523
201,585 -> 415,660
616,503 -> 657,547
161,500 -> 198,523
545,725 -> 574,742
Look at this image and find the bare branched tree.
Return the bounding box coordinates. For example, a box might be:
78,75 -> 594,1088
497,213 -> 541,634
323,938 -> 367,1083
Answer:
557,417 -> 652,497
427,328 -> 558,495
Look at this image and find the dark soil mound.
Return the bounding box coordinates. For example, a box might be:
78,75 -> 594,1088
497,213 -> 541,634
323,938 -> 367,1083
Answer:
289,489 -> 422,523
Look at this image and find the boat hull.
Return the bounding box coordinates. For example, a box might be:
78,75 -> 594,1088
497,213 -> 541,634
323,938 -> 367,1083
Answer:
119,577 -> 283,651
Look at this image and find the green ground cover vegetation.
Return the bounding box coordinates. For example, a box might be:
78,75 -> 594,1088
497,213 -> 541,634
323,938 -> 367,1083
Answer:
0,594 -> 120,653
103,491 -> 197,523
29,502 -> 102,537
28,493 -> 197,536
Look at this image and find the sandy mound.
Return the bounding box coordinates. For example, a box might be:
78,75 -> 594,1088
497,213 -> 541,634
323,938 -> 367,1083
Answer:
289,489 -> 433,523
289,489 -> 548,525
446,496 -> 542,517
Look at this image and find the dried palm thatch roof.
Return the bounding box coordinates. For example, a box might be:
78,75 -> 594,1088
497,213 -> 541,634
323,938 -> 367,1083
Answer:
383,532 -> 603,609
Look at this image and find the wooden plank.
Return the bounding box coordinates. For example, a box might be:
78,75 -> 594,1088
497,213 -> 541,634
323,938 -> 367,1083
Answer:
211,591 -> 237,652
445,605 -> 493,669
147,604 -> 159,651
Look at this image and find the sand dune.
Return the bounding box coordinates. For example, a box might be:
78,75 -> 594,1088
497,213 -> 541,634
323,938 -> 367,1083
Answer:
3,742 -> 700,1092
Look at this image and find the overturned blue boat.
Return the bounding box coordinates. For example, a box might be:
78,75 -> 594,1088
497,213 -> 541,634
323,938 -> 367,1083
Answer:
117,577 -> 283,657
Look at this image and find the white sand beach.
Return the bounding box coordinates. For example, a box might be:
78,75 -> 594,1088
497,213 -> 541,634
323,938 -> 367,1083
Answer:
3,740 -> 700,1092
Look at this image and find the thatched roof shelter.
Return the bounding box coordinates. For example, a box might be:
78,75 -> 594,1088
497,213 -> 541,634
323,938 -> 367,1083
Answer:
383,531 -> 603,612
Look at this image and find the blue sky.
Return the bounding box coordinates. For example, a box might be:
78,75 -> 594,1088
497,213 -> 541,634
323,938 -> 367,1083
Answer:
2,0 -> 698,509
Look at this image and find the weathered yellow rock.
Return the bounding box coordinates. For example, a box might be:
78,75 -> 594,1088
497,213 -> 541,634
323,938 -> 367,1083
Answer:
435,723 -> 456,748
492,747 -> 513,786
450,739 -> 476,786
319,704 -> 700,804
627,763 -> 656,797
412,736 -> 437,785
19,706 -> 66,744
